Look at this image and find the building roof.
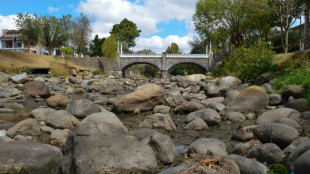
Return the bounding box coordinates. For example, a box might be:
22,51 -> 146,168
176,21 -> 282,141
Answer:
6,30 -> 19,34
0,29 -> 21,40
0,36 -> 21,40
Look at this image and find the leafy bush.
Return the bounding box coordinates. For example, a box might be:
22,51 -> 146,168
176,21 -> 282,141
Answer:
61,47 -> 73,59
268,164 -> 289,174
222,42 -> 275,82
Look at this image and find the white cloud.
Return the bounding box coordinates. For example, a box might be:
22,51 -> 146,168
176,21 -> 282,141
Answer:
133,34 -> 193,54
77,0 -> 197,36
48,6 -> 60,13
0,15 -> 17,36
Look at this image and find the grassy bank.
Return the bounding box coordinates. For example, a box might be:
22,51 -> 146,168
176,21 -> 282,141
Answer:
0,50 -> 87,76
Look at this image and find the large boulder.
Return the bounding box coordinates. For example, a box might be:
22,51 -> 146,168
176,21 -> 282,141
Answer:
284,137 -> 310,155
230,154 -> 269,174
286,98 -> 309,112
256,108 -> 300,125
139,113 -> 177,131
150,133 -> 177,164
23,81 -> 50,97
101,85 -> 124,94
114,84 -> 165,113
253,123 -> 298,149
221,86 -> 269,114
232,140 -> 262,156
283,85 -> 305,99
187,108 -> 221,126
46,94 -> 71,108
66,99 -> 101,119
247,143 -> 284,164
188,138 -> 227,156
11,72 -> 29,84
204,76 -> 241,97
294,149 -> 310,174
45,110 -> 80,129
0,140 -> 63,174
285,140 -> 310,172
6,119 -> 41,138
175,101 -> 205,114
63,114 -> 157,173
29,107 -> 56,122
185,74 -> 206,82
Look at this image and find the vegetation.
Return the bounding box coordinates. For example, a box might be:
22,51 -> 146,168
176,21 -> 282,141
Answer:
102,36 -> 118,59
169,64 -> 205,76
268,164 -> 289,174
15,13 -> 40,53
270,31 -> 300,53
71,13 -> 93,57
61,47 -> 73,65
110,18 -> 141,50
166,43 -> 181,54
222,42 -> 275,82
89,35 -> 106,57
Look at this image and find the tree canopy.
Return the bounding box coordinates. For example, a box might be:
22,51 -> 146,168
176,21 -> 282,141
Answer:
89,35 -> 105,57
166,43 -> 181,54
102,36 -> 118,59
193,0 -> 271,48
110,18 -> 141,48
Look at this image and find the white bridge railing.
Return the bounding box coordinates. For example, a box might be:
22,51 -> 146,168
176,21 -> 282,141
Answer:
120,54 -> 209,59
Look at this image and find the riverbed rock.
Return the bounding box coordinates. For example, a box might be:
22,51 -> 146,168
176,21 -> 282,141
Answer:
222,112 -> 245,122
11,72 -> 29,84
256,108 -> 300,124
247,143 -> 284,164
254,123 -> 298,149
46,94 -> 71,108
150,132 -> 177,164
223,90 -> 240,106
286,98 -> 309,112
284,137 -> 310,155
283,85 -> 305,99
45,110 -> 79,129
184,117 -> 209,130
153,105 -> 170,114
47,77 -> 61,85
204,76 -> 241,97
66,99 -> 101,119
23,81 -> 50,97
221,86 -> 269,114
230,154 -> 269,174
285,140 -> 310,172
0,72 -> 10,83
232,125 -> 257,142
175,101 -> 205,114
269,94 -> 282,105
158,163 -> 187,174
50,129 -> 70,140
164,95 -> 185,108
6,118 -> 41,138
139,113 -> 177,131
188,138 -> 227,156
187,108 -> 221,126
185,74 -> 206,82
255,73 -> 270,86
0,140 -> 63,174
207,102 -> 225,112
29,107 -> 56,122
101,85 -> 124,94
232,140 -> 262,156
294,149 -> 310,174
68,77 -> 82,84
114,84 -> 165,113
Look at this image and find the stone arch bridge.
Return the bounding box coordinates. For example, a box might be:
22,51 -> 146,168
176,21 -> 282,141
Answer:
119,52 -> 212,78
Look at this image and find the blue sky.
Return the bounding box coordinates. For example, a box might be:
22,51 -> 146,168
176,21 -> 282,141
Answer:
0,0 -> 197,53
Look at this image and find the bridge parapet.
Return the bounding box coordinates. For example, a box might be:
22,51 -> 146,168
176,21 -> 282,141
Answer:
166,54 -> 209,58
120,54 -> 161,58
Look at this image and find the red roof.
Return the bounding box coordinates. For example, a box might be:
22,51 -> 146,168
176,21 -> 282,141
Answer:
0,36 -> 21,40
6,30 -> 19,34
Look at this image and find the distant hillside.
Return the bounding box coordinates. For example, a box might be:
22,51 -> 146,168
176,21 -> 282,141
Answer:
0,50 -> 87,76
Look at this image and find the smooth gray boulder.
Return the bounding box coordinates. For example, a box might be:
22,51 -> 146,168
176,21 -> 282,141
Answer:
257,108 -> 300,125
284,137 -> 310,155
222,112 -> 246,122
158,163 -> 187,174
253,123 -> 299,149
230,154 -> 269,174
0,140 -> 62,174
184,117 -> 209,130
150,133 -> 177,164
294,149 -> 310,174
29,107 -> 56,122
0,72 -> 10,83
45,110 -> 80,129
247,143 -> 284,164
6,119 -> 41,138
139,113 -> 177,131
11,72 -> 29,84
285,140 -> 310,172
232,125 -> 257,142
187,108 -> 221,126
66,99 -> 101,119
188,138 -> 227,156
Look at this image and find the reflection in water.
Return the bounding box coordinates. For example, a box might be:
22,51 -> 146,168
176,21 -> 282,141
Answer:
23,98 -> 47,112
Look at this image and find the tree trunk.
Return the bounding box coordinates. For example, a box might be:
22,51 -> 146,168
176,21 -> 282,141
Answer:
305,7 -> 310,50
48,48 -> 53,56
28,44 -> 31,54
285,29 -> 289,53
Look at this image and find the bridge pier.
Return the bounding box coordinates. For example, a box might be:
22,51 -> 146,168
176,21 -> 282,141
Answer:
161,70 -> 168,78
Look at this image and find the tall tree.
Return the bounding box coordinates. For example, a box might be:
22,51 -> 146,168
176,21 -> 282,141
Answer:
193,0 -> 271,48
102,36 -> 118,59
302,0 -> 310,50
270,0 -> 305,53
40,15 -> 72,55
166,43 -> 181,54
71,13 -> 93,57
110,18 -> 141,49
89,35 -> 105,57
15,13 -> 40,53
189,36 -> 208,54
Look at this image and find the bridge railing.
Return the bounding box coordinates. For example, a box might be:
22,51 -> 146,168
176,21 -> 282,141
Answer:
120,54 -> 162,58
166,54 -> 209,58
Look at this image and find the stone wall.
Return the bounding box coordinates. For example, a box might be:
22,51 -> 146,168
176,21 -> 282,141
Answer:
69,57 -> 119,73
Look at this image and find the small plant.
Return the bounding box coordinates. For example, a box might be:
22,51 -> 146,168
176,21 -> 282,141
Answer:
23,67 -> 34,74
61,47 -> 73,65
92,70 -> 102,76
268,164 -> 289,174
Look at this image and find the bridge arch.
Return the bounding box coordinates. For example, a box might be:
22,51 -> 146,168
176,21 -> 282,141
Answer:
167,60 -> 208,72
121,60 -> 162,70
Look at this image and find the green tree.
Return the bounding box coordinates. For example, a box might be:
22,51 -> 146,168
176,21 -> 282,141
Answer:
189,36 -> 208,54
166,43 -> 181,54
110,18 -> 141,49
136,49 -> 155,54
61,47 -> 73,64
193,0 -> 271,48
15,13 -> 40,53
89,35 -> 105,57
71,13 -> 93,57
269,0 -> 305,53
102,36 -> 118,59
40,15 -> 72,55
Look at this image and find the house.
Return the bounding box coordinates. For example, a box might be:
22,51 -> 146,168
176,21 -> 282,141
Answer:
0,29 -> 49,55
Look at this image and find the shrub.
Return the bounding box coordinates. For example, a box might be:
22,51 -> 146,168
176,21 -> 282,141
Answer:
222,42 -> 275,82
268,164 -> 289,174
